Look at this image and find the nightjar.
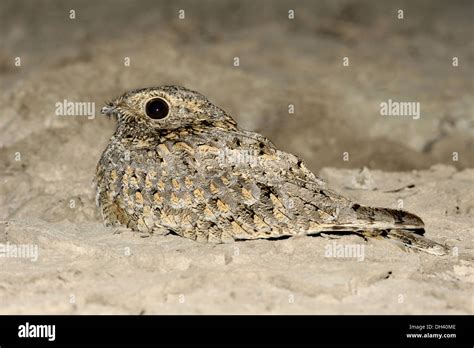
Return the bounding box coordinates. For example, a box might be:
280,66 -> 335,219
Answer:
95,86 -> 448,255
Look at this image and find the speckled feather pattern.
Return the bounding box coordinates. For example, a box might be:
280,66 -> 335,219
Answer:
95,86 -> 448,255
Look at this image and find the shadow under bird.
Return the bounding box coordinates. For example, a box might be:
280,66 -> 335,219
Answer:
95,86 -> 449,256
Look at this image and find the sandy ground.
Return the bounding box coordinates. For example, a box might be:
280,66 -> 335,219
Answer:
0,0 -> 472,314
1,165 -> 473,314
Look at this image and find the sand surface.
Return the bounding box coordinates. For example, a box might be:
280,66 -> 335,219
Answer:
1,165 -> 472,314
0,0 -> 472,314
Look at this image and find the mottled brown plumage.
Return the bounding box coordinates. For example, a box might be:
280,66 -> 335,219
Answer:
95,86 -> 448,255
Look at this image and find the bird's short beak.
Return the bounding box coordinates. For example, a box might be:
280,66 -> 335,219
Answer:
101,104 -> 116,116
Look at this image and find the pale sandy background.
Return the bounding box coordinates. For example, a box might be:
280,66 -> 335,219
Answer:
0,0 -> 472,314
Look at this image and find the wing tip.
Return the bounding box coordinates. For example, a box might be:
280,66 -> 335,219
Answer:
352,204 -> 425,228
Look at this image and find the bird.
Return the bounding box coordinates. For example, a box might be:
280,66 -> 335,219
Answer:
95,85 -> 448,256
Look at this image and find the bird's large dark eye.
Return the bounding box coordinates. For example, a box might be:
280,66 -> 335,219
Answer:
145,98 -> 169,119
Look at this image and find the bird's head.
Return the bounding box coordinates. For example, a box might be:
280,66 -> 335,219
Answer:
101,86 -> 237,134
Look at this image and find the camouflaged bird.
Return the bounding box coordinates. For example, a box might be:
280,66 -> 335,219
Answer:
95,86 -> 448,255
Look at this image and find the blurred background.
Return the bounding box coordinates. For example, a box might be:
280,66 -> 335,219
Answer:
0,0 -> 472,315
0,0 -> 472,201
